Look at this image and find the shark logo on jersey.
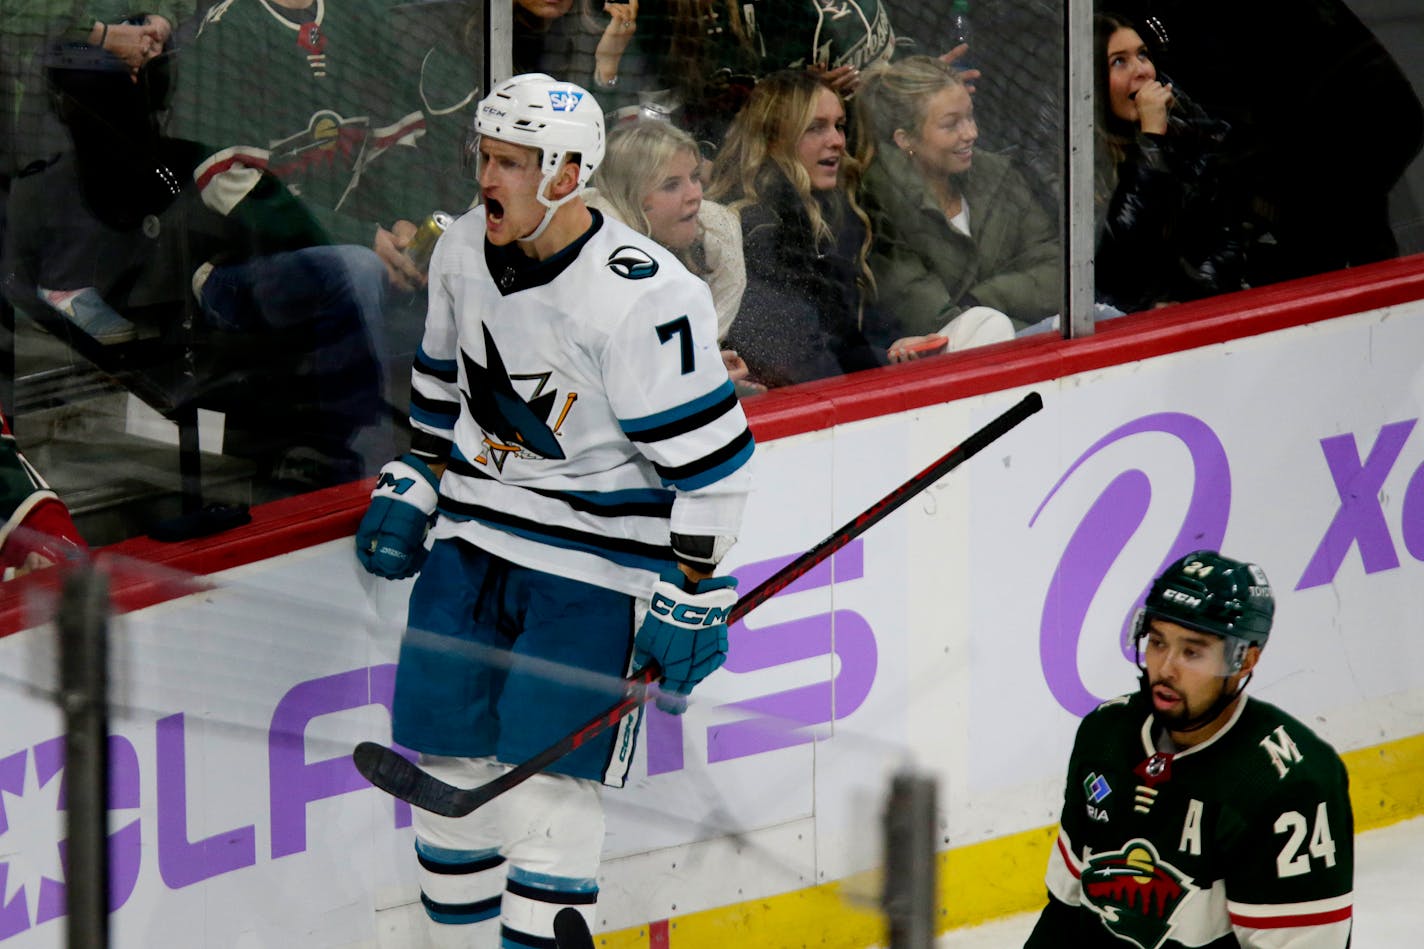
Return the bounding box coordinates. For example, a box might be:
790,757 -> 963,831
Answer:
461,326 -> 569,469
607,246 -> 659,280
1080,838 -> 1198,949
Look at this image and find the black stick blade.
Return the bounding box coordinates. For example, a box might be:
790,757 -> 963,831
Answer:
554,908 -> 595,949
352,741 -> 477,818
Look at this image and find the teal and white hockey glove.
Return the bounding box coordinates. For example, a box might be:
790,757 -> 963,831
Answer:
634,566 -> 737,714
355,454 -> 440,579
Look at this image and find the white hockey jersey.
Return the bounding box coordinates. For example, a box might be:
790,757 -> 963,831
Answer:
412,207 -> 754,597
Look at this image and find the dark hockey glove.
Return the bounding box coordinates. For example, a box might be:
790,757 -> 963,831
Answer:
634,566 -> 737,714
355,454 -> 440,579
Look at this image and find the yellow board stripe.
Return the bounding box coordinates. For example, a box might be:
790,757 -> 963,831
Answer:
1343,731 -> 1424,831
595,731 -> 1424,947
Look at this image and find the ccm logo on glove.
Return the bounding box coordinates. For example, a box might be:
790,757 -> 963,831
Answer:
650,593 -> 733,626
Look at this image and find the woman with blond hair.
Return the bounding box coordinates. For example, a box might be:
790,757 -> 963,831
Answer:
589,120 -> 744,338
706,69 -> 885,388
857,55 -> 1057,345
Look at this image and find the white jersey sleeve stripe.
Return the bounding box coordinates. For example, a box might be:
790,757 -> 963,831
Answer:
437,503 -> 673,574
193,146 -> 271,217
1231,918 -> 1352,949
652,428 -> 754,491
1044,827 -> 1084,906
446,457 -> 674,518
619,380 -> 740,441
1228,892 -> 1353,928
410,346 -> 461,433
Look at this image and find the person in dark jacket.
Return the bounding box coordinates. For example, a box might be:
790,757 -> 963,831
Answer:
1092,12 -> 1249,314
706,69 -> 885,388
2,44 -> 390,486
1110,0 -> 1424,285
857,55 -> 1058,342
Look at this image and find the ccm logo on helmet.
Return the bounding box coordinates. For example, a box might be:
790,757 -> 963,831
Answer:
548,88 -> 584,112
1161,589 -> 1203,607
607,246 -> 659,279
651,592 -> 731,626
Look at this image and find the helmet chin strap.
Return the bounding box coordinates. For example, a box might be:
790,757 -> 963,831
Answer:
518,166 -> 583,244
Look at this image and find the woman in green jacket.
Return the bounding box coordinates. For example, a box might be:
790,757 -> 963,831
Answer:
856,56 -> 1059,346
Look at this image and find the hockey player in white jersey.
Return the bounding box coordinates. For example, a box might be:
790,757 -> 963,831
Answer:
355,74 -> 754,947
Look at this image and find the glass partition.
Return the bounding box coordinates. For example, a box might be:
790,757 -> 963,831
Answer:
1,1 -> 486,544
1,0 -> 1421,547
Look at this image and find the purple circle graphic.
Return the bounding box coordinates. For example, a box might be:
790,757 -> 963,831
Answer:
1029,413 -> 1231,716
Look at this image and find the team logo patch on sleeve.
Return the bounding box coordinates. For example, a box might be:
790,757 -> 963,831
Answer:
607,246 -> 659,280
1080,838 -> 1198,949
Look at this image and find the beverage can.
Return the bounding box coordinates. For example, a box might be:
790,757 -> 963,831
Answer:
405,212 -> 453,272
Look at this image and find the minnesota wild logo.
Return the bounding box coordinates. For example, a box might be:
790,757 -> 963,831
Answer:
1081,838 -> 1198,949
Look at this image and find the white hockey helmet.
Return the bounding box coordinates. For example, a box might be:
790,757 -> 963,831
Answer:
471,73 -> 605,237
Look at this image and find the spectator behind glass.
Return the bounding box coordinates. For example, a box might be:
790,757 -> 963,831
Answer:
604,0 -> 761,147
3,44 -> 389,490
166,0 -> 475,295
619,0 -> 913,153
1112,0 -> 1424,284
706,69 -> 885,389
589,120 -> 744,337
514,0 -> 641,109
1093,13 -> 1248,314
856,55 -> 1057,345
588,119 -> 759,393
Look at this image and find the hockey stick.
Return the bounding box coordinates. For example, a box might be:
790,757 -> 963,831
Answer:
354,390 -> 1043,817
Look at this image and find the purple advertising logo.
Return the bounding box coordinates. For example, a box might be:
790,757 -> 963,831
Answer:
1030,413 -> 1231,717
0,737 -> 141,940
647,540 -> 877,774
1296,419 -> 1422,589
0,666 -> 408,940
0,544 -> 880,938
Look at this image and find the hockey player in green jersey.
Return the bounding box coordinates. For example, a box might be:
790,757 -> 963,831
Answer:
1026,551 -> 1354,949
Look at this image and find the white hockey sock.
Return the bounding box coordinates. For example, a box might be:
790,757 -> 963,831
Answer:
501,865 -> 598,945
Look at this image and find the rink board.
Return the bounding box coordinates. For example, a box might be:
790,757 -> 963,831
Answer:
2,288 -> 1424,945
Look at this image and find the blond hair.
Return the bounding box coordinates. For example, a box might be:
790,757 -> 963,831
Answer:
707,70 -> 873,288
856,55 -> 967,161
593,121 -> 702,240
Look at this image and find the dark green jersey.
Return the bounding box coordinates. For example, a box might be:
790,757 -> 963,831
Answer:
168,0 -> 476,247
1027,690 -> 1353,949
